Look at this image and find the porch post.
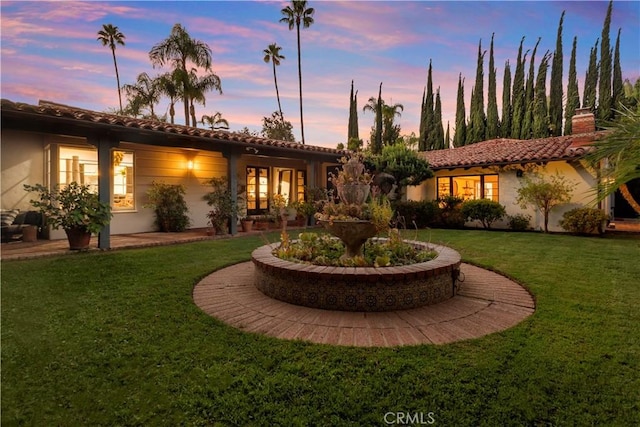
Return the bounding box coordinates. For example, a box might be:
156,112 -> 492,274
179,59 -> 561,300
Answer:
224,151 -> 239,235
308,161 -> 318,225
308,160 -> 318,191
88,134 -> 118,250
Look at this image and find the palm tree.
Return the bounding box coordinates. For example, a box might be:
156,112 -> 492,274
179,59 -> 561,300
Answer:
122,72 -> 161,120
280,0 -> 314,144
263,43 -> 286,119
184,69 -> 222,128
382,102 -> 404,146
201,112 -> 229,130
587,105 -> 640,214
149,24 -> 213,126
363,97 -> 404,146
97,24 -> 126,114
155,70 -> 183,124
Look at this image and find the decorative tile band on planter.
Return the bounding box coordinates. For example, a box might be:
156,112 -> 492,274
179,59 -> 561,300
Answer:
251,241 -> 461,312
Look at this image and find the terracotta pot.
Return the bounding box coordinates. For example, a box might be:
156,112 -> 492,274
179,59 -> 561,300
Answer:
241,220 -> 254,232
65,227 -> 92,250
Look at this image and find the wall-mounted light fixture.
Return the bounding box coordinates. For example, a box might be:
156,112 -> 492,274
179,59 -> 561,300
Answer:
187,160 -> 194,171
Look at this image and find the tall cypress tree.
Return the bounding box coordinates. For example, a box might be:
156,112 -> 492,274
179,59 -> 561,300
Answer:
433,88 -> 445,150
511,37 -> 527,139
564,36 -> 580,135
598,0 -> 613,122
583,39 -> 599,111
532,52 -> 551,138
445,122 -> 450,149
501,60 -> 512,138
418,88 -> 427,151
373,82 -> 383,154
521,37 -> 541,139
347,80 -> 359,142
466,86 -> 476,145
454,74 -> 466,147
549,11 -> 565,136
486,33 -> 499,139
467,39 -> 486,144
612,28 -> 623,118
424,60 -> 435,150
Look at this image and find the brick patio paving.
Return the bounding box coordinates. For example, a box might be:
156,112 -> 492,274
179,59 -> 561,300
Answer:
194,262 -> 536,347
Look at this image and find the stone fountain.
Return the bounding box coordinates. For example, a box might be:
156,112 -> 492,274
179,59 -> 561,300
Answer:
251,155 -> 461,312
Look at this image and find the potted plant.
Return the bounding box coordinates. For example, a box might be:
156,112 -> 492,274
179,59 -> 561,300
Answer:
144,181 -> 191,232
291,199 -> 317,227
270,193 -> 290,231
24,182 -> 112,250
240,216 -> 254,232
202,177 -> 237,235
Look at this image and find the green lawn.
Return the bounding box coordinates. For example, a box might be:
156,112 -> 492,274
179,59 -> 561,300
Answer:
2,230 -> 639,426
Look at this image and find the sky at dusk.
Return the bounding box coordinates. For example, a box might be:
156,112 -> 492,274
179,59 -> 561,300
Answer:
1,1 -> 639,148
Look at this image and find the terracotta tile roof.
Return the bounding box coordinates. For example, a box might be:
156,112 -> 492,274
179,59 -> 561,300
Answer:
1,99 -> 347,156
421,134 -> 603,170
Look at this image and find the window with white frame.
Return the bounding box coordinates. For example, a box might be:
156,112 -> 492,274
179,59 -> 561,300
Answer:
56,146 -> 135,210
58,146 -> 98,191
112,150 -> 134,210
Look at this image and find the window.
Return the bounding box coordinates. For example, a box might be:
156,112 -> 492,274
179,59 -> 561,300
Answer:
113,150 -> 134,210
296,170 -> 306,201
246,166 -> 270,214
56,146 -> 135,210
59,146 -> 98,191
437,175 -> 499,202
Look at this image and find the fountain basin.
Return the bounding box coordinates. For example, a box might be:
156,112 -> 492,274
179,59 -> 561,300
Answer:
251,240 -> 461,312
319,220 -> 378,259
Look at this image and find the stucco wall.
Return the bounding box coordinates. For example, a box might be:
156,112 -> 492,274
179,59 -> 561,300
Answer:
410,161 -> 598,232
1,129 -> 45,210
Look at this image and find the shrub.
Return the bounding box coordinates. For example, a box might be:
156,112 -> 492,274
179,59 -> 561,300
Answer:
437,195 -> 466,228
460,199 -> 506,229
393,200 -> 440,228
507,213 -> 532,231
145,181 -> 190,232
560,207 -> 609,235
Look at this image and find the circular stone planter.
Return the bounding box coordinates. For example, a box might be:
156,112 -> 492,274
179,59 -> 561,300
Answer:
251,239 -> 461,312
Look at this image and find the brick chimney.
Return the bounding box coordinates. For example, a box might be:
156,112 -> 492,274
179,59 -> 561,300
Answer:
571,108 -> 596,134
568,108 -> 597,153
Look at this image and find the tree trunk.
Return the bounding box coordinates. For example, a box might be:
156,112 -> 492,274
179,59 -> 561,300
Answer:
111,47 -> 123,114
296,24 -> 305,144
621,184 -> 640,215
273,62 -> 283,119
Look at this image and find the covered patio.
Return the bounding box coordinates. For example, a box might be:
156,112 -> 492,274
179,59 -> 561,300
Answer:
0,227 -> 290,261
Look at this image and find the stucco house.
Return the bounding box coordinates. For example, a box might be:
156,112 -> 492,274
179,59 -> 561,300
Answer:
408,109 -> 613,232
1,99 -> 344,248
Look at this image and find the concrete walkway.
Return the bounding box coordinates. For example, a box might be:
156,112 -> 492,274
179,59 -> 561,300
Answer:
193,262 -> 535,347
0,228 -> 269,261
